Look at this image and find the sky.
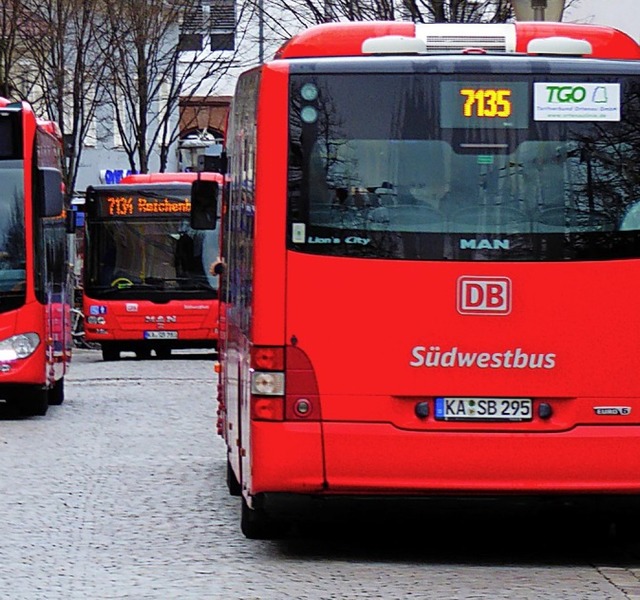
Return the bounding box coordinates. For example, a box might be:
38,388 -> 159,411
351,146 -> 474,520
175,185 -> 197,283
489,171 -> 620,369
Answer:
563,0 -> 640,40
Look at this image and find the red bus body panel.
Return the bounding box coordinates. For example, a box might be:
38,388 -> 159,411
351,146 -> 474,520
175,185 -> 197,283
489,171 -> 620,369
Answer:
268,255 -> 640,494
276,21 -> 640,60
276,21 -> 415,59
0,302 -> 63,387
514,22 -> 640,59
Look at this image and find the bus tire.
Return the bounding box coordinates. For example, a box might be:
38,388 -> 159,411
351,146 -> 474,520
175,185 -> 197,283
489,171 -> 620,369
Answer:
19,387 -> 49,417
226,459 -> 242,496
102,345 -> 120,361
48,378 -> 64,405
240,496 -> 287,540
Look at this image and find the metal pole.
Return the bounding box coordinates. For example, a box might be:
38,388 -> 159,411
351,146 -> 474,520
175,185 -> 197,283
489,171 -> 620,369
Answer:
531,0 -> 548,21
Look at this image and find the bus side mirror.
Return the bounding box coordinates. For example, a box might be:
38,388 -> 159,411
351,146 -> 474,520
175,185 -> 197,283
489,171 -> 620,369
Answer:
39,167 -> 64,217
191,180 -> 218,230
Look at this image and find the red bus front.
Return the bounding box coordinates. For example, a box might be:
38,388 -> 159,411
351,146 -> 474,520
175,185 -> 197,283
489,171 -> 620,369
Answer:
221,24 -> 640,536
83,183 -> 220,360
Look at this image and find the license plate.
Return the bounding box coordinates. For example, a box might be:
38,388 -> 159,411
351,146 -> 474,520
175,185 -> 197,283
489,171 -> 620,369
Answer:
434,397 -> 532,421
144,331 -> 178,340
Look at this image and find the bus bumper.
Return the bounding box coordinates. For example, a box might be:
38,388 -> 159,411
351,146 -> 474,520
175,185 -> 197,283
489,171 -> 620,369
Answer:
321,423 -> 640,493
251,422 -> 640,495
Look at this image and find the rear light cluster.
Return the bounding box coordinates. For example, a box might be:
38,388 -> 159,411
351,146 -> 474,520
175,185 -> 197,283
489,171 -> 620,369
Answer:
249,345 -> 320,422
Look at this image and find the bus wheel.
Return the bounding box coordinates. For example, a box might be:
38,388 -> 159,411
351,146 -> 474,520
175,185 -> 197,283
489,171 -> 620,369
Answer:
226,459 -> 242,496
241,496 -> 288,540
48,378 -> 64,406
18,387 -> 49,417
102,345 -> 120,361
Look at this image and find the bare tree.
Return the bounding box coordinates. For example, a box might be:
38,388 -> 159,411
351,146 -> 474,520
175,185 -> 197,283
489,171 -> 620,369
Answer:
98,0 -> 237,174
406,0 -> 514,23
10,0 -> 109,201
0,0 -> 46,99
251,0 -> 583,47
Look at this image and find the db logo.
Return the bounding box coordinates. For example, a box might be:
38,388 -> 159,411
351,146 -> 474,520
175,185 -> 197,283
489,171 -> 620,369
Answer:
457,276 -> 511,315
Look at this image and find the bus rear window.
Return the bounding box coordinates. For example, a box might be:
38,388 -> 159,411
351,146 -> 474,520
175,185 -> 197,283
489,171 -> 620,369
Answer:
288,70 -> 640,261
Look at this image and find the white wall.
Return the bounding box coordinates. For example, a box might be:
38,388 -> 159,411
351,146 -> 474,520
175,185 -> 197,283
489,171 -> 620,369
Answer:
564,0 -> 640,40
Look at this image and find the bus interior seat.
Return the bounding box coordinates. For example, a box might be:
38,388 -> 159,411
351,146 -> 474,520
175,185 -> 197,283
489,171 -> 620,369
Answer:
388,205 -> 445,232
449,205 -> 531,234
536,207 -> 615,233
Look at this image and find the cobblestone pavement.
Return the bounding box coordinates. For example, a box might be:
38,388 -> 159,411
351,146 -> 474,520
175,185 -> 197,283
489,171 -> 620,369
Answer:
1,349 -> 640,599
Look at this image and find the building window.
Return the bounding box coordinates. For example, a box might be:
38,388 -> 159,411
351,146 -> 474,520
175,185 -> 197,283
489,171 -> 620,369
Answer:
178,33 -> 203,52
210,0 -> 235,50
210,32 -> 234,51
179,0 -> 235,52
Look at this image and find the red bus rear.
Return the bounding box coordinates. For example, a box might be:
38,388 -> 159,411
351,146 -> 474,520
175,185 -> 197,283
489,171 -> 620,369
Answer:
216,21 -> 640,537
0,99 -> 71,416
83,172 -> 222,360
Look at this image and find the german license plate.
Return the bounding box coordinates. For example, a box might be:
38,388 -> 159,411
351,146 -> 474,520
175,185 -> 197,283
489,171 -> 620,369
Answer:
144,331 -> 178,340
434,397 -> 532,421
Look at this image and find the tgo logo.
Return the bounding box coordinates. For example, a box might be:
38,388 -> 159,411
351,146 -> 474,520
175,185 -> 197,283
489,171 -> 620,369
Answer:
457,276 -> 511,315
545,85 -> 587,103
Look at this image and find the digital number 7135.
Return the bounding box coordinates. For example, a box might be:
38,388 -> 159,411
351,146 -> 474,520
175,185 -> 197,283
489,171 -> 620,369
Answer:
460,88 -> 512,118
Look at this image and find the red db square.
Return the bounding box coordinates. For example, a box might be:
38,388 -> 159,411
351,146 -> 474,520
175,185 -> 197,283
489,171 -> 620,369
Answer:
457,276 -> 511,315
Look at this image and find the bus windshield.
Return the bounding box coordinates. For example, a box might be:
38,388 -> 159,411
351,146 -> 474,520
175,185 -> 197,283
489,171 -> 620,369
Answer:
84,185 -> 219,298
0,160 -> 25,298
288,67 -> 640,261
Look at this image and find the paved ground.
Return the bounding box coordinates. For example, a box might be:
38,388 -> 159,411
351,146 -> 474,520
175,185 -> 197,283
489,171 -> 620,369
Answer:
0,348 -> 640,599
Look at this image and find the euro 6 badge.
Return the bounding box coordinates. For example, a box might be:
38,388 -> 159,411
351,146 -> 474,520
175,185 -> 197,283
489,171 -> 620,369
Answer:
457,276 -> 511,315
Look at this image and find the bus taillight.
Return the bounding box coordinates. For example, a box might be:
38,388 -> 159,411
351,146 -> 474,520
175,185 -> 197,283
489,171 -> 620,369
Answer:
251,346 -> 284,370
250,397 -> 284,421
249,345 -> 322,421
250,346 -> 286,420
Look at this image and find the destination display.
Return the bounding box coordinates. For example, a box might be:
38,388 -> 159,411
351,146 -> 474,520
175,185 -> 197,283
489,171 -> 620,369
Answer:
440,81 -> 530,129
91,191 -> 191,218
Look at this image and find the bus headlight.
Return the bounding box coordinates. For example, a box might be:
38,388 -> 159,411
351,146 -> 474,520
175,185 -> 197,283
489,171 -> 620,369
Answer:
250,371 -> 285,395
0,333 -> 40,361
86,316 -> 105,325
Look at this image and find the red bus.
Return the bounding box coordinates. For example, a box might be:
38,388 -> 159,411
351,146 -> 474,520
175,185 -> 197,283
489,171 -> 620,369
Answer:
0,98 -> 70,416
83,172 -> 222,361
209,20 -> 640,538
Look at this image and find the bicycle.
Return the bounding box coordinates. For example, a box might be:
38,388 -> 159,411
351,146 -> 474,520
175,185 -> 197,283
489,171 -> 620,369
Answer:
71,307 -> 99,350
